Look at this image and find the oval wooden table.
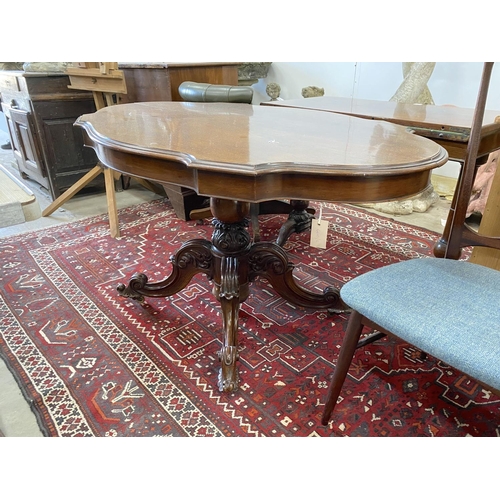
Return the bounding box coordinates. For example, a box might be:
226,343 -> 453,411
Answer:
76,102 -> 448,392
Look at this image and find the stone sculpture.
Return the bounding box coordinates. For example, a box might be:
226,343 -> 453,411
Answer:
266,82 -> 281,101
302,86 -> 325,98
365,62 -> 438,215
0,62 -> 23,70
238,63 -> 272,85
390,62 -> 436,105
22,62 -> 70,72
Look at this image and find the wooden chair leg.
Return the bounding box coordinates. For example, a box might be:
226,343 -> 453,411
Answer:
43,164 -> 120,238
321,310 -> 364,425
189,207 -> 213,222
250,203 -> 260,242
356,331 -> 386,348
104,167 -> 120,238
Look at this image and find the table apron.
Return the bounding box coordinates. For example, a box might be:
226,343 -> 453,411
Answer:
90,142 -> 435,204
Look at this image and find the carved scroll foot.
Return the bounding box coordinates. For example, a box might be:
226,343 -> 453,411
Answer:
218,346 -> 240,392
117,272 -> 148,302
249,242 -> 347,312
117,239 -> 214,301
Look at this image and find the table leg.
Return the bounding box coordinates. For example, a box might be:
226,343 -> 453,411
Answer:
210,200 -> 252,391
217,256 -> 242,392
117,197 -> 345,392
276,200 -> 315,246
116,238 -> 214,301
248,242 -> 343,310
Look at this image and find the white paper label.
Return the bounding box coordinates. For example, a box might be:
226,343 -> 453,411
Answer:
310,219 -> 329,249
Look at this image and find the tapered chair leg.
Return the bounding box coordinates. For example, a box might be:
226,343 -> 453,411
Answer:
322,310 -> 364,425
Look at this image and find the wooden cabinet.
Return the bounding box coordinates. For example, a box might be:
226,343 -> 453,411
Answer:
0,71 -> 101,201
117,62 -> 240,103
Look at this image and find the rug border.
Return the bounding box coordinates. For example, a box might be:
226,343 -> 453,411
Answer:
0,347 -> 50,436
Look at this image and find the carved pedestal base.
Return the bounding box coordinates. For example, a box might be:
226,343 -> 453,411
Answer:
117,198 -> 344,392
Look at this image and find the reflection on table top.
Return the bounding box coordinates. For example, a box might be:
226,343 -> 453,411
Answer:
263,96 -> 500,161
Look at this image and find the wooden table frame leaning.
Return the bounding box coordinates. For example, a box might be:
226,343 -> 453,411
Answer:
75,102 -> 448,392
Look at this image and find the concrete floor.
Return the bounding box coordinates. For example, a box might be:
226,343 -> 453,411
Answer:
0,146 -> 452,437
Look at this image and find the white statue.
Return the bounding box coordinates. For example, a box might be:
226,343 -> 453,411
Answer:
390,62 -> 436,105
365,62 -> 439,215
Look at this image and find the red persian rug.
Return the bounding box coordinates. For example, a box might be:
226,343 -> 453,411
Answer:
1,199 -> 498,437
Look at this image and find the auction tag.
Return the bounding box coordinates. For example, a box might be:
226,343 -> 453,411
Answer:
310,207 -> 329,249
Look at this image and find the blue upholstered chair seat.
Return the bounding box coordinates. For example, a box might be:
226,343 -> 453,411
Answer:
340,258 -> 500,391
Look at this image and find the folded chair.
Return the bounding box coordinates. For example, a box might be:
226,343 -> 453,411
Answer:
322,62 -> 500,426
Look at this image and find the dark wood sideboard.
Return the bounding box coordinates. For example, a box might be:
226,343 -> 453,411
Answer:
0,71 -> 100,200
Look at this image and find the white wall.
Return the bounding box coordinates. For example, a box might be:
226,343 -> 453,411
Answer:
252,62 -> 500,108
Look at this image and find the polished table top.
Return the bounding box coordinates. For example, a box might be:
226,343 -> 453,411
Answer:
76,101 -> 449,392
264,95 -> 500,131
76,101 -> 448,204
263,95 -> 500,162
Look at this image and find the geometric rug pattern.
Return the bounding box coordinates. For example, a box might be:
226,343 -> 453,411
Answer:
0,199 -> 498,436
